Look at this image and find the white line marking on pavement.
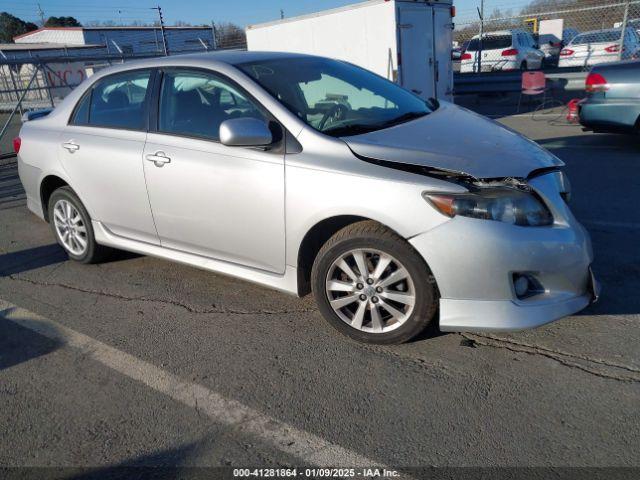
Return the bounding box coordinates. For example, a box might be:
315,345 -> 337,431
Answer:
0,299 -> 383,468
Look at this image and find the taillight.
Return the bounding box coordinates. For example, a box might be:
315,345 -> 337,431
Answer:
604,44 -> 622,53
560,48 -> 574,56
461,52 -> 472,60
551,41 -> 562,47
501,48 -> 519,56
13,137 -> 21,154
450,5 -> 456,17
585,72 -> 609,92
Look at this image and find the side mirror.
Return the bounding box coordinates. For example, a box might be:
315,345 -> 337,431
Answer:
219,118 -> 272,147
426,97 -> 440,110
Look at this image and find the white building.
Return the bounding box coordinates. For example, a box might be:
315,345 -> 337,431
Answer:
14,26 -> 215,56
0,26 -> 215,109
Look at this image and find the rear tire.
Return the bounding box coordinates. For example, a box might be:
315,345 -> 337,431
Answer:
311,221 -> 438,344
48,186 -> 111,264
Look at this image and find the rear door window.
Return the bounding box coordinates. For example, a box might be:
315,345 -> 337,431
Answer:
86,70 -> 152,130
467,35 -> 512,51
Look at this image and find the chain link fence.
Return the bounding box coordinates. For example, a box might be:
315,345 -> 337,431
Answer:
0,25 -> 249,154
454,0 -> 640,73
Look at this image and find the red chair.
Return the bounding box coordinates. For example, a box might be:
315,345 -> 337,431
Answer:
517,71 -> 547,113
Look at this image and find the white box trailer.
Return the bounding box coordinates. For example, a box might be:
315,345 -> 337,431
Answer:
246,0 -> 454,101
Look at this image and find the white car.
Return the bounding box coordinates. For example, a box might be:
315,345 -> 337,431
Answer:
559,27 -> 640,68
460,29 -> 544,73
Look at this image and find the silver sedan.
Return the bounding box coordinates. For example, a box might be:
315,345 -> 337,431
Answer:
16,51 -> 598,344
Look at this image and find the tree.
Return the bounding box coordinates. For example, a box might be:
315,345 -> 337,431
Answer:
214,22 -> 246,49
44,16 -> 81,27
0,12 -> 38,43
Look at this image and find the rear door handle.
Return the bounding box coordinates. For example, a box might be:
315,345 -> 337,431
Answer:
145,151 -> 171,167
62,142 -> 79,153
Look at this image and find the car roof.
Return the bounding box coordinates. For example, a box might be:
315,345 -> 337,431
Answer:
574,28 -> 625,36
169,50 -> 314,65
91,50 -> 319,74
471,29 -> 524,39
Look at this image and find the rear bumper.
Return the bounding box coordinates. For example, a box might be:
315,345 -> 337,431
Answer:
460,59 -> 519,73
579,100 -> 640,133
17,156 -> 45,219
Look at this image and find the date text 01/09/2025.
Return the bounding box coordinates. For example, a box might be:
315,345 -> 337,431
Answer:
232,468 -> 400,477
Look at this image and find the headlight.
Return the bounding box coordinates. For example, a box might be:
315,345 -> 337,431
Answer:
423,188 -> 553,226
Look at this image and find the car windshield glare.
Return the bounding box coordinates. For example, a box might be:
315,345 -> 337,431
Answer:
237,57 -> 431,137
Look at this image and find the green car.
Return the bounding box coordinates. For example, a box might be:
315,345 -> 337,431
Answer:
579,60 -> 640,135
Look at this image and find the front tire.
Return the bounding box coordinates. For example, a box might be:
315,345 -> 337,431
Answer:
311,221 -> 438,344
48,186 -> 110,264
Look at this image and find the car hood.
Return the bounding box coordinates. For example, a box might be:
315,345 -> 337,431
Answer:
342,102 -> 563,179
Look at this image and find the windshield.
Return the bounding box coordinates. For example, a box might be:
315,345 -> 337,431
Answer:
466,35 -> 512,51
237,57 -> 431,137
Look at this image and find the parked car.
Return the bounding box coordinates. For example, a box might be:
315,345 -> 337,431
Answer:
16,52 -> 598,344
559,27 -> 640,68
539,28 -> 580,66
460,29 -> 544,73
614,18 -> 640,35
579,60 -> 640,134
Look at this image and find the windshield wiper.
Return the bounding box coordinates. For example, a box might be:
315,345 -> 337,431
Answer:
324,111 -> 429,137
379,110 -> 429,129
322,123 -> 380,137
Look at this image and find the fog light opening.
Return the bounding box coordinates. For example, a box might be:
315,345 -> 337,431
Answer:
513,273 -> 544,300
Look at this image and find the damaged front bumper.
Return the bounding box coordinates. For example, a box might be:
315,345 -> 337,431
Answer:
409,172 -> 597,333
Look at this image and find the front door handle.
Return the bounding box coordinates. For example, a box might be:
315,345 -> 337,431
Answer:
145,151 -> 171,167
62,142 -> 80,153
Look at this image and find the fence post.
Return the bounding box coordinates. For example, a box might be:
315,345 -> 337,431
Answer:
477,0 -> 484,73
7,65 -> 24,116
154,6 -> 169,56
619,0 -> 631,61
211,21 -> 218,50
40,61 -> 55,108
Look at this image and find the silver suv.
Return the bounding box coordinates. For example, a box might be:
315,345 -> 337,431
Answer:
16,52 -> 598,344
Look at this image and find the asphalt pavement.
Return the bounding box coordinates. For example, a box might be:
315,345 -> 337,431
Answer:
0,113 -> 639,477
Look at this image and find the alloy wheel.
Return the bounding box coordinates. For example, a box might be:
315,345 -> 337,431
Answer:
53,199 -> 88,256
325,248 -> 416,333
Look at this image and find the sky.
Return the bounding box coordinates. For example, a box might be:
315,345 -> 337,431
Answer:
0,0 -> 486,28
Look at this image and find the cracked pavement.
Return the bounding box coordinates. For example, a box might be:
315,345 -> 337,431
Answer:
1,115 -> 639,469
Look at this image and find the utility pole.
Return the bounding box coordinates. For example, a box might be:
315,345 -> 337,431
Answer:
476,0 -> 484,73
153,6 -> 169,56
619,0 -> 631,61
37,3 -> 46,26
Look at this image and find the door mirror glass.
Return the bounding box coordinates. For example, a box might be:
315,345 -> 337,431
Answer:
220,118 -> 273,147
